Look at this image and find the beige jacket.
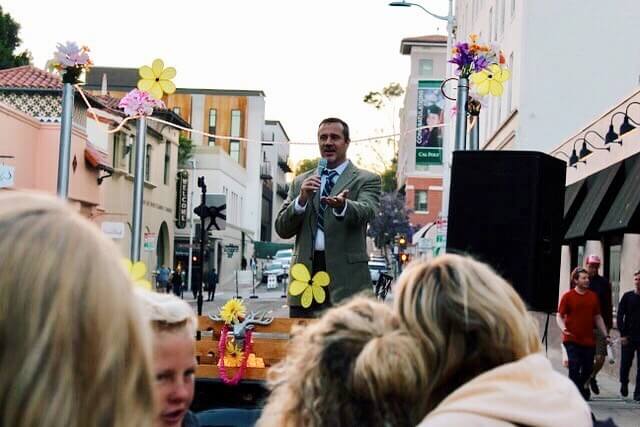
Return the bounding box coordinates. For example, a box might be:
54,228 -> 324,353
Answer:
418,353 -> 592,427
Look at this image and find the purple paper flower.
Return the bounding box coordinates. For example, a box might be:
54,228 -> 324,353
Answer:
54,42 -> 91,68
473,55 -> 490,72
118,89 -> 166,117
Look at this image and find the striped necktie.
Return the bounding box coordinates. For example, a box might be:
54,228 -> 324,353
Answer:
317,169 -> 339,232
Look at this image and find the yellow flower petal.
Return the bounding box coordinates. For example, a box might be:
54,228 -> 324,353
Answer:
489,81 -> 504,96
494,68 -> 511,83
487,64 -> 501,75
470,71 -> 488,84
131,261 -> 147,280
289,280 -> 309,296
300,286 -> 313,308
312,271 -> 330,287
149,83 -> 163,100
290,263 -> 311,282
122,259 -> 133,273
476,80 -> 491,96
312,285 -> 326,304
159,67 -> 176,80
151,59 -> 165,77
137,79 -> 154,91
139,65 -> 154,80
159,79 -> 176,95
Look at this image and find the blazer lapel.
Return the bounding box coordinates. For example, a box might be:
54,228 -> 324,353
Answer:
331,161 -> 358,196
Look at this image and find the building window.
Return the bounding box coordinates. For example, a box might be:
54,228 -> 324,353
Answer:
145,144 -> 151,181
415,190 -> 428,212
230,109 -> 242,162
230,141 -> 240,162
128,135 -> 135,175
172,106 -> 181,116
113,132 -> 122,168
419,59 -> 434,77
208,108 -> 217,145
163,140 -> 170,185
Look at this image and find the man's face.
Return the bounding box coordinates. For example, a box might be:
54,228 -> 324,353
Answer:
634,273 -> 640,292
426,112 -> 440,126
586,262 -> 600,278
576,272 -> 590,290
318,122 -> 349,168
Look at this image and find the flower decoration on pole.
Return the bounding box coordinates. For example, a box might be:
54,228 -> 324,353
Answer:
51,41 -> 92,84
449,34 -> 509,97
122,259 -> 152,290
118,89 -> 166,117
137,59 -> 177,100
289,263 -> 330,308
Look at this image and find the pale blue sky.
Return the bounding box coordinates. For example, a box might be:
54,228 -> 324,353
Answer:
3,0 -> 447,168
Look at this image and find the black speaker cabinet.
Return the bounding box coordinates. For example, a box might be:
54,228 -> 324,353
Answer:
447,151 -> 566,313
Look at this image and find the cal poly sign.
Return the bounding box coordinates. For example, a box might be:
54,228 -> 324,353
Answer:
416,147 -> 443,165
175,171 -> 189,229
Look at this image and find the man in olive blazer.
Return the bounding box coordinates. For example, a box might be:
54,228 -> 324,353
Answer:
275,118 -> 381,317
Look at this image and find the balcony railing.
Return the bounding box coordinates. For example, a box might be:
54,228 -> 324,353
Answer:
277,156 -> 292,173
260,161 -> 272,180
276,183 -> 289,199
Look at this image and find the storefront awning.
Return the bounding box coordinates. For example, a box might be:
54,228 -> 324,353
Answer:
599,154 -> 640,233
253,241 -> 293,259
565,162 -> 623,240
564,180 -> 586,218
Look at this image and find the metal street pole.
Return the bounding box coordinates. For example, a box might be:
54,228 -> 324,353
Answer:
197,177 -> 207,317
441,0 -> 455,216
187,159 -> 197,295
56,83 -> 74,198
130,117 -> 147,261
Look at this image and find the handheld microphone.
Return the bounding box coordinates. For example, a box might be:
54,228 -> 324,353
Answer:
316,158 -> 328,176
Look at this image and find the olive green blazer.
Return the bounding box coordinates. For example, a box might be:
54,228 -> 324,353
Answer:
275,161 -> 381,307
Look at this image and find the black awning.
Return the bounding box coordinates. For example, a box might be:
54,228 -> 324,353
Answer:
565,162 -> 624,240
599,154 -> 640,233
564,180 -> 586,217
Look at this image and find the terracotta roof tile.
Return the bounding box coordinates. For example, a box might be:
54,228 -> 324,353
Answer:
0,65 -> 62,90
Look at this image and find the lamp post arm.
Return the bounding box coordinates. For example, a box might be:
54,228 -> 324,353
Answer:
405,2 -> 449,21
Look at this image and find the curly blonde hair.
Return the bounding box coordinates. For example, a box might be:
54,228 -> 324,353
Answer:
257,297 -> 428,427
0,192 -> 155,427
394,254 -> 542,414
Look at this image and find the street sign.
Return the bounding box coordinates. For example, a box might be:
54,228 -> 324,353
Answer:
205,194 -> 227,231
175,171 -> 188,229
144,232 -> 157,252
0,165 -> 15,189
433,216 -> 448,257
224,244 -> 239,258
101,221 -> 125,239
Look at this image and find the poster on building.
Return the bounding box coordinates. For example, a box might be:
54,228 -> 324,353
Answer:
144,233 -> 157,252
416,80 -> 444,166
0,165 -> 15,189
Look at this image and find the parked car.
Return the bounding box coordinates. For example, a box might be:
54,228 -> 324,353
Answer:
368,261 -> 388,284
261,261 -> 286,284
273,249 -> 293,270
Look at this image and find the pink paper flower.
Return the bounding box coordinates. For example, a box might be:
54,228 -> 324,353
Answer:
54,42 -> 91,69
118,89 -> 166,117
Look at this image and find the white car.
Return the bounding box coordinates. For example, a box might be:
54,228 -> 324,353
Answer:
273,249 -> 293,270
261,261 -> 286,283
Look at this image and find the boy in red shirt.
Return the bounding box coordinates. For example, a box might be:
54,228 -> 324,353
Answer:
557,267 -> 610,400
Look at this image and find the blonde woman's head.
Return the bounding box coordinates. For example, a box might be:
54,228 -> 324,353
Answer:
258,297 -> 427,427
135,289 -> 197,427
394,254 -> 541,412
0,192 -> 155,427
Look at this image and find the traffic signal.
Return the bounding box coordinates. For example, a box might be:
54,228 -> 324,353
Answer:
398,235 -> 407,246
400,253 -> 409,263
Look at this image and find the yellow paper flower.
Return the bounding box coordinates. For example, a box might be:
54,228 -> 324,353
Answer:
122,259 -> 152,290
288,263 -> 330,309
137,59 -> 176,100
219,298 -> 247,325
469,63 -> 511,96
222,340 -> 244,367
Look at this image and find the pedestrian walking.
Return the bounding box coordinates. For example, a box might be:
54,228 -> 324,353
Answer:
618,270 -> 640,400
156,265 -> 171,293
171,267 -> 183,298
206,268 -> 218,302
557,267 -> 610,400
584,255 -> 613,396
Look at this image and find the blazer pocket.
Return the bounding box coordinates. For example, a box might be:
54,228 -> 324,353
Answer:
346,252 -> 369,264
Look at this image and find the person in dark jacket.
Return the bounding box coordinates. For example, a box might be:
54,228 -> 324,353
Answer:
617,270 -> 640,400
584,255 -> 613,396
206,269 -> 218,302
171,267 -> 183,298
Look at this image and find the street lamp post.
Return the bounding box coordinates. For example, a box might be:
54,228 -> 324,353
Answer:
389,0 -> 456,217
187,159 -> 197,296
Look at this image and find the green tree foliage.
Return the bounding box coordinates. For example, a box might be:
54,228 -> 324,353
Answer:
178,135 -> 193,168
367,191 -> 411,254
294,158 -> 320,176
380,157 -> 398,193
0,7 -> 31,69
